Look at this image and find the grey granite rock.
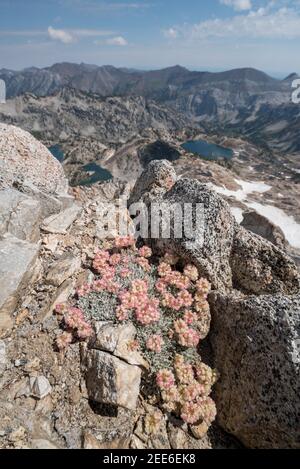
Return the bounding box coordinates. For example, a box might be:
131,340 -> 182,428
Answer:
0,124 -> 68,195
241,210 -> 287,250
210,292 -> 300,449
41,204 -> 82,234
0,234 -> 39,332
45,254 -> 81,287
0,188 -> 41,242
129,160 -> 300,294
84,349 -> 141,411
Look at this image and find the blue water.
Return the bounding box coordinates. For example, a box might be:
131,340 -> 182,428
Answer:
182,139 -> 233,161
48,144 -> 64,162
81,163 -> 113,185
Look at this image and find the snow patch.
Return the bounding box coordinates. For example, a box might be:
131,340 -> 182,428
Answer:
211,179 -> 272,202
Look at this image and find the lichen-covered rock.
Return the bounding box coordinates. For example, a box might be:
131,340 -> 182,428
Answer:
210,293 -> 300,449
0,234 -> 39,332
93,322 -> 148,369
241,210 -> 287,250
0,189 -> 42,242
84,350 -> 141,411
130,160 -> 300,294
232,225 -> 300,295
0,124 -> 68,195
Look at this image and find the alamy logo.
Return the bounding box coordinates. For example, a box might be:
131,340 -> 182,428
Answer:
0,79 -> 6,104
292,79 -> 300,104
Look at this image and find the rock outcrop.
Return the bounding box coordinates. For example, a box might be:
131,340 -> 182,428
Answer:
241,210 -> 287,250
130,160 -> 300,295
0,125 -> 74,334
0,124 -> 68,195
210,293 -> 300,449
130,160 -> 300,448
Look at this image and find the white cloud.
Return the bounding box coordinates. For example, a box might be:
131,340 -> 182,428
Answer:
220,0 -> 252,11
98,36 -> 128,46
163,28 -> 179,39
48,26 -> 75,44
165,7 -> 300,40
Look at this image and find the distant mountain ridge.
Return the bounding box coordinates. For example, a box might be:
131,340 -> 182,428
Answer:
1,63 -> 300,152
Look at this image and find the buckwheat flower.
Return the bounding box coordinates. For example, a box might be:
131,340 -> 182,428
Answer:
181,402 -> 201,425
54,303 -> 68,315
114,236 -> 135,249
156,369 -> 175,390
183,264 -> 199,282
144,411 -> 162,435
131,279 -> 148,294
116,305 -> 129,321
165,271 -> 190,290
194,298 -> 210,314
197,397 -> 217,425
138,246 -> 152,258
177,289 -> 193,308
56,331 -> 73,350
174,355 -> 195,384
174,319 -> 189,334
178,328 -> 200,348
64,308 -> 84,329
146,334 -> 164,353
195,363 -> 214,387
155,279 -> 168,294
161,385 -> 179,403
135,299 -> 160,325
158,262 -> 172,277
77,322 -> 93,340
137,257 -> 151,272
120,268 -> 131,278
76,283 -> 91,298
183,310 -> 198,325
163,252 -> 179,266
180,382 -> 203,402
196,278 -> 211,297
109,253 -> 122,266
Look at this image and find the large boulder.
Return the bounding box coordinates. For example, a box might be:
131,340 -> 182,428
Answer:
241,210 -> 287,250
0,124 -> 68,196
210,293 -> 300,449
129,160 -> 300,294
0,234 -> 39,334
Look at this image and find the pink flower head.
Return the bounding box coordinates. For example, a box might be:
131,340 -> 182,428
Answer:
64,307 -> 84,329
178,328 -> 200,348
177,289 -> 193,308
137,257 -> 151,272
155,279 -> 168,294
174,319 -> 189,334
183,310 -> 198,325
120,268 -> 131,278
197,397 -> 217,425
138,246 -> 152,258
131,279 -> 148,294
54,303 -> 68,315
109,253 -> 122,266
146,334 -> 164,353
181,402 -> 201,425
183,264 -> 199,282
56,331 -> 73,351
196,278 -> 211,297
116,305 -> 129,321
158,262 -> 172,277
76,283 -> 91,298
181,382 -> 202,402
135,298 -> 160,325
114,236 -> 135,249
156,369 -> 175,390
163,252 -> 179,266
77,322 -> 93,340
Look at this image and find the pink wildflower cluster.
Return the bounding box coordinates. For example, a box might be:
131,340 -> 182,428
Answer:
138,246 -> 152,258
146,334 -> 164,353
156,355 -> 217,429
55,305 -> 93,350
118,279 -> 160,325
114,236 -> 135,249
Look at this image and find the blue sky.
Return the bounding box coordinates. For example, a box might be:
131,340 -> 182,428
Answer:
0,0 -> 300,75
